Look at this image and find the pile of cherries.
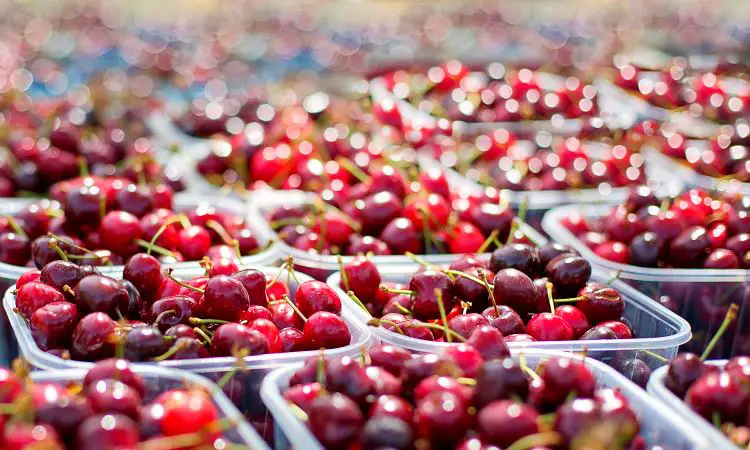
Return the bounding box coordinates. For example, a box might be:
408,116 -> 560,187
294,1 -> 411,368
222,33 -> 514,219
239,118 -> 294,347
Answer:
0,175 -> 262,268
380,61 -> 599,123
0,92 -> 183,197
267,163 -> 538,257
0,358 -> 244,449
427,132 -> 646,192
664,310 -> 750,449
340,242 -> 636,345
644,121 -> 750,182
14,253 -> 352,361
284,345 -> 657,450
613,60 -> 749,122
561,185 -> 750,269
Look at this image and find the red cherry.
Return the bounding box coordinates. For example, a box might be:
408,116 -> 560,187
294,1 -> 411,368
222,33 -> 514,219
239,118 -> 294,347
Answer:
526,313 -> 574,341
554,305 -> 590,339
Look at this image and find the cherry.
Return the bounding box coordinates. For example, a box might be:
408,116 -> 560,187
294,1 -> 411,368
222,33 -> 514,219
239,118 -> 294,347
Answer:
177,225 -> 212,261
100,211 -> 141,256
545,255 -> 591,296
88,379 -> 142,420
16,269 -> 41,288
478,400 -> 539,447
665,353 -> 709,398
493,268 -> 537,316
74,275 -> 130,317
594,241 -> 630,264
669,226 -> 711,267
296,280 -> 342,317
138,403 -> 165,440
162,337 -> 209,359
122,253 -> 162,298
114,184 -> 153,218
576,283 -> 625,324
308,393 -> 363,449
357,192 -> 403,235
269,302 -> 305,330
555,398 -> 603,444
482,305 -> 525,335
165,324 -> 198,340
124,325 -> 169,361
0,232 -> 30,266
348,235 -> 391,255
368,345 -> 413,377
469,203 -> 514,239
150,295 -> 197,332
0,368 -> 23,403
360,416 -> 414,450
326,355 -> 375,402
302,311 -> 351,349
490,243 -> 540,276
646,210 -> 685,241
687,371 -> 750,424
554,305 -> 590,338
538,242 -> 577,268
474,358 -> 529,409
448,222 -> 486,254
611,356 -> 651,388
342,257 -> 381,299
5,423 -> 62,449
36,394 -> 93,444
71,312 -> 117,361
527,312 -> 574,341
65,185 -> 103,226
704,248 -> 741,269
366,366 -> 403,396
414,391 -> 470,445
580,326 -> 618,340
629,232 -> 662,267
40,260 -> 84,295
30,301 -> 79,350
370,394 -> 414,424
15,281 -> 65,319
409,270 -> 455,320
211,323 -> 269,356
443,344 -> 484,378
202,275 -> 251,322
599,320 -> 633,339
449,313 -> 490,339
380,218 -> 423,255
249,319 -> 282,353
414,375 -> 471,405
230,269 -> 267,305
532,357 -> 596,410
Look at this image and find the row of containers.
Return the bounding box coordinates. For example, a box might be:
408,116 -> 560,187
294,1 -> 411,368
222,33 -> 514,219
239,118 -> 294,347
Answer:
1,76 -> 749,448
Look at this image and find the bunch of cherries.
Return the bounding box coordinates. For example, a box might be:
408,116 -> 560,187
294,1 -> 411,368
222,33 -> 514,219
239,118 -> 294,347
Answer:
340,241 -> 635,346
427,132 -> 646,192
0,175 -> 262,268
614,60 -> 749,122
268,162 -> 537,257
0,92 -> 182,197
0,359 -> 244,449
285,345 -> 655,450
561,185 -> 750,269
381,61 -> 599,123
663,305 -> 750,447
15,253 -> 352,361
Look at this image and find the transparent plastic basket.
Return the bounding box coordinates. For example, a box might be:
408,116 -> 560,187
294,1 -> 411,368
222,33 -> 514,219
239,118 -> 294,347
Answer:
31,364 -> 270,450
543,203 -> 750,358
5,266 -> 372,428
249,189 -> 548,280
648,361 -> 731,449
644,146 -> 750,196
0,193 -> 279,366
261,349 -> 709,450
327,264 -> 691,382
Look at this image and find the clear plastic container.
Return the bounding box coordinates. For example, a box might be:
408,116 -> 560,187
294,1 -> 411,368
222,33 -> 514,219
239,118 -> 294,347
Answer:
543,204 -> 750,358
327,265 -> 691,382
0,193 -> 279,366
648,361 -> 731,449
32,364 -> 270,450
261,349 -> 709,450
644,146 -> 750,196
249,189 -> 548,280
5,266 -> 372,431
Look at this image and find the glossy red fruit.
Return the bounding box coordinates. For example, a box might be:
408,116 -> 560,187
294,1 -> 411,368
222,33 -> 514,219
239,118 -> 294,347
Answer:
249,318 -> 282,353
16,281 -> 65,319
308,393 -> 363,449
202,275 -> 251,322
100,211 -> 141,256
71,312 -> 118,361
478,400 -> 539,447
414,391 -> 470,445
554,305 -> 590,339
211,323 -> 269,356
303,311 -> 351,349
295,280 -> 342,317
161,390 -> 219,438
30,301 -> 79,350
342,257 -> 381,300
527,313 -> 574,341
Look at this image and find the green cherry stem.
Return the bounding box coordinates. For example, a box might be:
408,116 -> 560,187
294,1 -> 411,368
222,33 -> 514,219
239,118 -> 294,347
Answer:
435,288 -> 451,343
701,303 -> 739,361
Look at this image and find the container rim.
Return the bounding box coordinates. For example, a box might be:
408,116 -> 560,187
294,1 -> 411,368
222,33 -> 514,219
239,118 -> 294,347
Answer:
5,266 -> 372,372
327,264 -> 692,353
542,203 -> 750,281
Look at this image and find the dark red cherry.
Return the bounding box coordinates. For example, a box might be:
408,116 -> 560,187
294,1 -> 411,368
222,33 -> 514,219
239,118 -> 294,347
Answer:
0,232 -> 30,266
687,371 -> 750,424
16,281 -> 65,319
150,296 -> 197,332
478,400 -> 539,447
124,325 -> 169,361
489,243 -> 540,276
414,391 -> 470,445
449,313 -> 490,339
538,243 -> 577,267
30,301 -> 78,351
493,268 -> 537,316
40,260 -> 84,296
76,414 -> 139,450
342,257 -> 381,300
368,345 -> 413,377
665,353 -> 708,398
65,185 -> 104,226
308,393 -> 363,450
545,255 -> 591,296
165,324 -> 198,340
177,225 -> 211,261
482,305 -> 525,335
466,325 -> 510,361
88,379 -> 142,420
71,312 -> 117,361
163,337 -> 209,360
409,270 -> 455,320
473,358 -> 529,408
211,323 -> 269,356
202,275 -> 251,322
75,275 -> 130,317
532,357 -> 596,410
704,248 -> 741,269
370,394 -> 414,423
360,416 -> 413,450
580,326 -> 618,340
555,305 -> 590,338
629,232 -> 662,267
123,253 -> 162,297
230,269 -> 267,306
114,184 -> 153,217
554,398 -> 602,444
576,283 -> 625,325
379,218 -> 423,255
669,226 -> 711,268
100,211 -> 141,256
469,203 -> 514,238
326,355 -> 375,402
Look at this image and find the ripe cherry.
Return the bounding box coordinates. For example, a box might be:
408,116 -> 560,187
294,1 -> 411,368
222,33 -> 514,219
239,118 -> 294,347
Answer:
295,280 -> 342,317
303,311 -> 351,349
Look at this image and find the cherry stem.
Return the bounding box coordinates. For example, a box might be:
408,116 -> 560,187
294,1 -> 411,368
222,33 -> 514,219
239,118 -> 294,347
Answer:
284,256 -> 303,285
147,216 -> 181,254
641,349 -> 668,363
433,290 -> 448,335
338,256 -> 351,292
320,200 -> 362,233
477,229 -> 499,253
546,282 -> 555,314
701,303 -> 739,361
270,217 -> 308,230
413,321 -> 466,342
99,194 -> 107,220
135,239 -> 176,258
48,239 -> 69,261
288,402 -> 309,422
152,309 -> 175,327
477,269 -> 499,316
190,318 -> 230,326
605,270 -> 622,285
62,285 -> 75,296
267,260 -> 290,288
77,156 -> 89,177
193,327 -> 213,345
456,377 -> 476,386
136,417 -> 238,450
47,233 -> 97,256
346,291 -> 372,318
394,303 -> 414,316
231,239 -> 242,260
316,351 -> 326,386
404,251 -> 442,271
165,269 -> 205,293
380,286 -> 414,296
505,218 -> 520,246
283,295 -> 307,323
367,318 -> 405,335
314,201 -> 327,253
517,196 -> 529,224
518,353 -> 541,382
177,214 -> 192,229
336,156 -> 371,183
553,295 -> 586,304
152,339 -> 191,362
5,216 -> 27,240
506,431 -> 563,450
660,198 -> 671,212
205,219 -> 233,246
